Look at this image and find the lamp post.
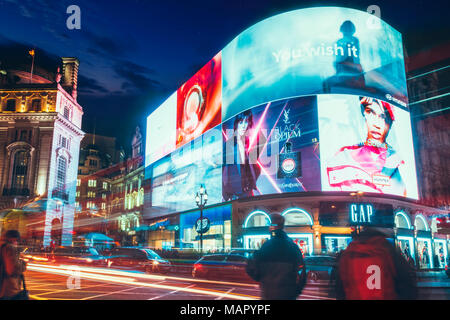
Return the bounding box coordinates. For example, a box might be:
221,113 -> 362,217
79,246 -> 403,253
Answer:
195,185 -> 208,254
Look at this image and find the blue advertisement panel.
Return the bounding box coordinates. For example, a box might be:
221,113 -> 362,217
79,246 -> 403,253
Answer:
318,94 -> 418,199
222,7 -> 407,121
222,96 -> 320,201
150,127 -> 223,216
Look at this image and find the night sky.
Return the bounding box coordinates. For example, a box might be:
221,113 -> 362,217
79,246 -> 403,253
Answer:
0,0 -> 448,153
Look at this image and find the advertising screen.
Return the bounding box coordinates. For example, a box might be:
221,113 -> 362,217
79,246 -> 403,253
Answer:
221,7 -> 407,122
144,7 -> 413,217
176,52 -> 222,148
222,96 -> 320,201
150,127 -> 223,216
318,94 -> 418,199
145,92 -> 177,167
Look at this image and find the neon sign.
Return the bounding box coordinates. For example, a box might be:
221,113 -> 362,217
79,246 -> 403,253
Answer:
349,203 -> 374,225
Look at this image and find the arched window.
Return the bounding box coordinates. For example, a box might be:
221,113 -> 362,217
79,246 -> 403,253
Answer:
11,150 -> 28,191
414,215 -> 429,231
282,208 -> 313,226
244,210 -> 271,228
395,212 -> 411,229
56,157 -> 67,191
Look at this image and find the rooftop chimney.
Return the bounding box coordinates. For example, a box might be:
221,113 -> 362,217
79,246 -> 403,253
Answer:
61,57 -> 79,100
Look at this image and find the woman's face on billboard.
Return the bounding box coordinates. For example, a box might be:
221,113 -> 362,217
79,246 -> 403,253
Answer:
363,102 -> 390,143
237,117 -> 249,137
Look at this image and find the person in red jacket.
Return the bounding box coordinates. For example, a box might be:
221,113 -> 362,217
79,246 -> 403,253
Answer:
335,227 -> 417,300
0,230 -> 27,300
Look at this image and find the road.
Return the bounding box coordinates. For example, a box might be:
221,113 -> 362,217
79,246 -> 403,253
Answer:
24,262 -> 449,300
24,262 -> 334,300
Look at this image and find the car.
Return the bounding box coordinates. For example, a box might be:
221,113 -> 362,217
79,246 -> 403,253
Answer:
303,255 -> 337,282
106,247 -> 172,274
51,246 -> 109,266
191,253 -> 256,283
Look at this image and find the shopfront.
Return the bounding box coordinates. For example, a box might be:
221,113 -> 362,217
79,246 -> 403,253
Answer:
414,214 -> 433,269
395,211 -> 415,263
179,204 -> 231,251
433,238 -> 448,269
242,210 -> 271,250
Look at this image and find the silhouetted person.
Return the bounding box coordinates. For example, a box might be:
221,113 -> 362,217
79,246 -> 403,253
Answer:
0,230 -> 28,300
324,20 -> 365,92
246,213 -> 305,300
335,227 -> 417,300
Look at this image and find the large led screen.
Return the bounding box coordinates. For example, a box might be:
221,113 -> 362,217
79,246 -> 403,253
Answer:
144,7 -> 414,218
221,7 -> 407,121
145,92 -> 177,167
177,52 -> 222,148
222,96 -> 320,201
318,94 -> 418,199
150,127 -> 223,216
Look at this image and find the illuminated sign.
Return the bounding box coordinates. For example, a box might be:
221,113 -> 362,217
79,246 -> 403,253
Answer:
144,7 -> 413,217
349,203 -> 374,225
195,217 -> 211,234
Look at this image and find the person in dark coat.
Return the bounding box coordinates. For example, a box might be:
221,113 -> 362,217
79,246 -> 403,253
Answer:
246,213 -> 304,300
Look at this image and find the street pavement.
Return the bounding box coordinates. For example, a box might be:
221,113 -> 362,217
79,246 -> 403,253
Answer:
24,263 -> 449,300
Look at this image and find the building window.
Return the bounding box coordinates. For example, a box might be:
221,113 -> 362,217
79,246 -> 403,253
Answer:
31,99 -> 41,112
102,193 -> 106,199
88,179 -> 97,187
63,106 -> 70,120
56,157 -> 67,191
11,151 -> 28,190
103,182 -> 108,190
101,202 -> 106,210
88,191 -> 95,198
76,191 -> 80,197
76,179 -> 81,186
6,99 -> 16,111
89,159 -> 98,167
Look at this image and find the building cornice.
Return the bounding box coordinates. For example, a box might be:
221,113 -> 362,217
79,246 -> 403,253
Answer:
0,112 -> 58,122
55,114 -> 84,137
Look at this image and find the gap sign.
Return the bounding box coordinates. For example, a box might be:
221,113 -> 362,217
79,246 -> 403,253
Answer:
348,203 -> 394,227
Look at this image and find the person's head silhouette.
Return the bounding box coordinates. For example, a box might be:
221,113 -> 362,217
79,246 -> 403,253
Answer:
340,20 -> 356,36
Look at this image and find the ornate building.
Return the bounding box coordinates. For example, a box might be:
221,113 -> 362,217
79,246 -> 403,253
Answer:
74,126 -> 144,246
0,57 -> 84,246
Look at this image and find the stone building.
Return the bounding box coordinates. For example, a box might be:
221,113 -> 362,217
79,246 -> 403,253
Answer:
0,56 -> 84,247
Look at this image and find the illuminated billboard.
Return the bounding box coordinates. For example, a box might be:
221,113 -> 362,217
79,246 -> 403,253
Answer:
145,7 -> 416,216
150,127 -> 223,216
222,96 -> 320,201
221,6 -> 407,121
318,95 -> 418,199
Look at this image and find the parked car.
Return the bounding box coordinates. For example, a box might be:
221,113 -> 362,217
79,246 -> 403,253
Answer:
106,247 -> 172,274
191,253 -> 256,283
304,255 -> 337,282
51,246 -> 108,266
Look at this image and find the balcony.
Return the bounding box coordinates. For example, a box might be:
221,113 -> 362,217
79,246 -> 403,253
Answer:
52,189 -> 69,201
2,188 -> 30,196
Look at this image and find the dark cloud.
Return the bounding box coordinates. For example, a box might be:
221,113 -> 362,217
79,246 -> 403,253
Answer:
77,74 -> 110,95
113,60 -> 163,93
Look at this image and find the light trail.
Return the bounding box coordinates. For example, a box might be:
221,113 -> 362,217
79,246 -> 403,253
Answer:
27,263 -> 258,300
257,160 -> 282,193
248,102 -> 271,152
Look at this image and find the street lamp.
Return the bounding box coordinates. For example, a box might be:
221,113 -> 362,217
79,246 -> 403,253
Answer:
195,185 -> 208,254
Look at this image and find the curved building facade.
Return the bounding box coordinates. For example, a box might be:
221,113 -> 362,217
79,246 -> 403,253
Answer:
144,7 -> 449,269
